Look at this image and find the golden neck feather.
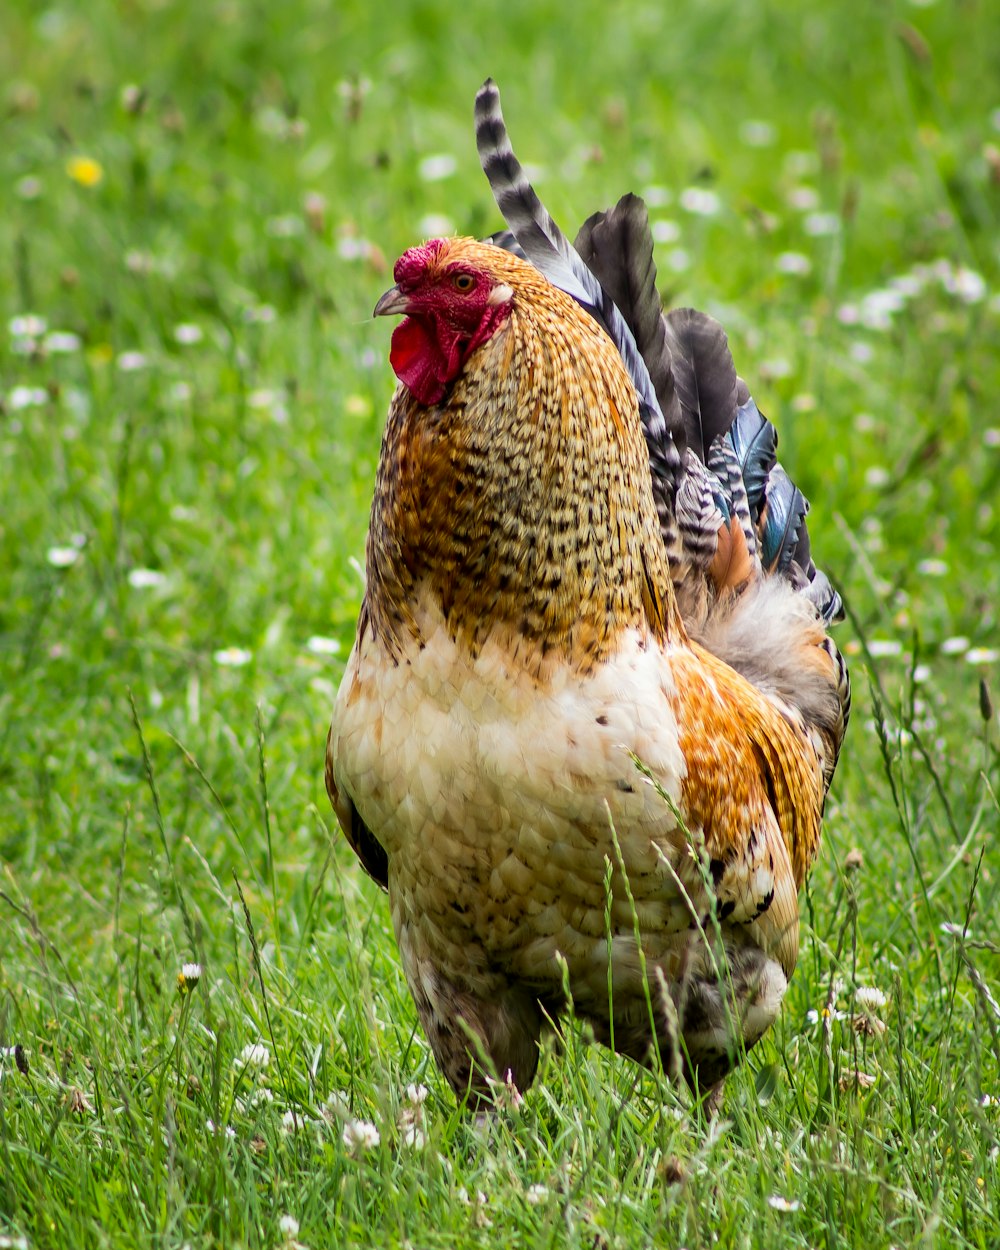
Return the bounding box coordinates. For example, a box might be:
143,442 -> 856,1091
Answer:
365,274 -> 680,672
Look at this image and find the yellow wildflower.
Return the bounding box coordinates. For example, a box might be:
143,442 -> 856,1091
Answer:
67,156 -> 103,187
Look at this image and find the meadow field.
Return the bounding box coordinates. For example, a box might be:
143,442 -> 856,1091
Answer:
1,1 -> 998,1245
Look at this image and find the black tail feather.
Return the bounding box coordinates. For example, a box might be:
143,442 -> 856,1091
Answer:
661,308 -> 738,464
729,398 -> 778,525
573,195 -> 684,447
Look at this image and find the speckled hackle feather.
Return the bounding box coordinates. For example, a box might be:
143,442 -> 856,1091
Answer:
327,82 -> 849,1105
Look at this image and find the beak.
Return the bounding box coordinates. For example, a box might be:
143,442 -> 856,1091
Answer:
373,285 -> 411,318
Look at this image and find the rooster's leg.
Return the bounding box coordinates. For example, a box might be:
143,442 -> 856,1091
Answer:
397,924 -> 543,1105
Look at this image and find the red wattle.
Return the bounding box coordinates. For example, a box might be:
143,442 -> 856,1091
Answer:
389,317 -> 447,405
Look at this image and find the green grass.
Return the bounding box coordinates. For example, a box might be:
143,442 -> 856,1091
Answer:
1,0 -> 998,1246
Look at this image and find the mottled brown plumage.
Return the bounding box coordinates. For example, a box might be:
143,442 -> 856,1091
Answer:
327,223 -> 847,1104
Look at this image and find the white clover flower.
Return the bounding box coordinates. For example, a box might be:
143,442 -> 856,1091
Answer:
125,249 -> 154,274
418,154 -> 457,182
802,211 -> 840,237
776,251 -> 812,276
916,558 -> 948,577
966,648 -> 1000,665
173,323 -> 203,345
651,219 -> 681,244
944,266 -> 987,304
855,986 -> 888,1012
306,635 -> 341,656
206,1118 -> 236,1139
401,1122 -> 427,1149
303,189 -> 327,223
128,568 -> 167,589
9,314 -> 47,337
47,546 -> 79,568
679,186 -> 721,216
837,302 -> 860,325
786,185 -> 820,211
767,1195 -> 801,1212
8,386 -> 49,410
343,394 -> 371,418
214,647 -> 252,667
525,1184 -> 549,1205
117,350 -> 149,371
323,1089 -> 351,1121
404,1082 -> 429,1107
664,248 -> 691,272
236,1086 -> 275,1114
44,330 -> 82,353
640,185 -> 672,207
336,236 -> 375,262
890,272 -> 925,297
337,75 -> 373,101
248,388 -> 278,409
342,1118 -> 380,1152
266,215 -> 304,239
248,388 -> 289,424
739,119 -> 776,148
417,213 -> 455,238
278,1214 -> 300,1238
15,175 -> 42,200
858,287 -> 906,331
867,638 -> 902,658
255,105 -> 293,138
243,303 -> 277,324
940,636 -> 970,656
850,340 -> 875,365
456,1188 -> 491,1227
238,1042 -> 270,1071
759,356 -> 793,380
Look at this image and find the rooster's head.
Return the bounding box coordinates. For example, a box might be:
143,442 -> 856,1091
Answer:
374,238 -> 515,405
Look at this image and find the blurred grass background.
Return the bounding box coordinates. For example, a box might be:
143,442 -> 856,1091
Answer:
1,1 -> 998,1247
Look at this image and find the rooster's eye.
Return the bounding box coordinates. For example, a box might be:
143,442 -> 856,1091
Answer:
452,273 -> 475,292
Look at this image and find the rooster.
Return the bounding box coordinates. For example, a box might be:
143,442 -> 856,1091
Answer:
326,80 -> 849,1105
